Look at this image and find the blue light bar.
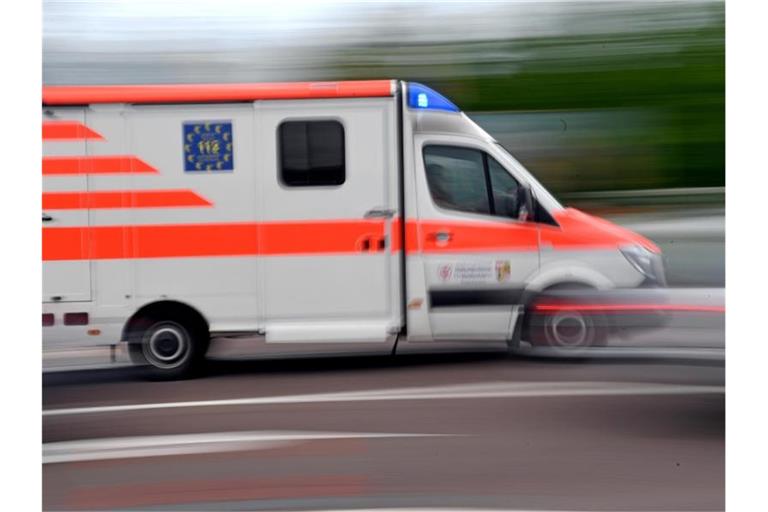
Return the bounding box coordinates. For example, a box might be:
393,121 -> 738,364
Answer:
407,82 -> 460,112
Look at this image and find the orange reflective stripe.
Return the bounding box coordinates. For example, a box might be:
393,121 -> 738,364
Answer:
390,217 -> 401,252
260,220 -> 385,256
42,190 -> 212,210
42,221 -> 387,261
391,219 -> 420,254
43,219 -> 544,260
417,219 -> 538,253
42,156 -> 158,175
43,227 -> 89,261
43,225 -> 256,261
43,80 -> 394,106
43,217 -> 643,261
42,121 -> 103,140
543,208 -> 661,253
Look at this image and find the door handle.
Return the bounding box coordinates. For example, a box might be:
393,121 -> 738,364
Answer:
359,236 -> 387,252
42,213 -> 53,222
427,231 -> 453,244
363,207 -> 396,219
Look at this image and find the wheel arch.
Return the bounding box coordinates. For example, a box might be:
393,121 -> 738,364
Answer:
526,266 -> 614,296
514,275 -> 609,348
122,300 -> 210,343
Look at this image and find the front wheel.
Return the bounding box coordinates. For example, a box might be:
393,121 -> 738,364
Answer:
128,317 -> 208,380
526,309 -> 608,353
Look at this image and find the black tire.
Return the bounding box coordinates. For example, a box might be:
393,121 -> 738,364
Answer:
527,308 -> 608,352
127,315 -> 208,380
524,284 -> 610,354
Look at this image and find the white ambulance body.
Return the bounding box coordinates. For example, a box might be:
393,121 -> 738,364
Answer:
42,80 -> 665,378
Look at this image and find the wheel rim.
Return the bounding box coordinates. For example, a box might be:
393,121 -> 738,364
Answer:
143,322 -> 190,369
545,312 -> 592,348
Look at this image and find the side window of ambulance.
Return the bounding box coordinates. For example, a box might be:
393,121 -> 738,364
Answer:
423,145 -> 523,218
279,120 -> 345,186
488,156 -> 521,218
423,145 -> 491,215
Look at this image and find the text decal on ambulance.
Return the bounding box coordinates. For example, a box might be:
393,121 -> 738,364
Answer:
437,260 -> 512,284
183,121 -> 234,172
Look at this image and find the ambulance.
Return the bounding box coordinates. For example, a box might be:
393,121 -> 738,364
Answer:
42,80 -> 666,378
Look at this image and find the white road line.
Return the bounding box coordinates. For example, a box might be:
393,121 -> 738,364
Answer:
290,507 -> 665,512
281,510 -> 689,512
43,381 -> 723,417
43,430 -> 447,464
520,347 -> 725,360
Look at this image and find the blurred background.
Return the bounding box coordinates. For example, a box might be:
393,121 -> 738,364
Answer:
44,0 -> 725,286
42,2 -> 725,510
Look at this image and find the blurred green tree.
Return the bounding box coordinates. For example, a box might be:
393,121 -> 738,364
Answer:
331,2 -> 724,193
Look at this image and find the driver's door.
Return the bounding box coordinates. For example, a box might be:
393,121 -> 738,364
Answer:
415,137 -> 540,341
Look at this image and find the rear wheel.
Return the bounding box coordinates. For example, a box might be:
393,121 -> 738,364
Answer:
128,315 -> 208,380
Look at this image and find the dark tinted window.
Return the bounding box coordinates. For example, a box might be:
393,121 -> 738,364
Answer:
423,145 -> 490,215
279,120 -> 345,186
423,145 -> 523,218
488,156 -> 521,217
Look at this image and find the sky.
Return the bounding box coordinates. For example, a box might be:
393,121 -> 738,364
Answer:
43,0 -> 721,84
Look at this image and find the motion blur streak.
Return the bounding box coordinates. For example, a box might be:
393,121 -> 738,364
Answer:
44,0 -> 724,195
44,431 -> 450,464
43,360 -> 724,510
43,380 -> 724,417
532,303 -> 726,313
42,1 -> 724,510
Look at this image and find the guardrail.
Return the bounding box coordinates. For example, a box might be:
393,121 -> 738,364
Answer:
562,187 -> 724,199
560,187 -> 725,209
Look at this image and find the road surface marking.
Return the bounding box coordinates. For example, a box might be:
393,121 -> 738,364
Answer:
519,347 -> 725,360
43,381 -> 723,417
141,508 -> 691,512
43,430 -> 449,464
281,509 -> 688,512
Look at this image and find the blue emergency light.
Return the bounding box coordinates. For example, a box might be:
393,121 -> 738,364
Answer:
407,82 -> 460,112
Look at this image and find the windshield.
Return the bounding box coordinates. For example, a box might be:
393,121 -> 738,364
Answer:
492,142 -> 563,211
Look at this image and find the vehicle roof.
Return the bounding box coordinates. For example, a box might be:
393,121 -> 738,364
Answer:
42,80 -> 396,106
411,110 -> 491,140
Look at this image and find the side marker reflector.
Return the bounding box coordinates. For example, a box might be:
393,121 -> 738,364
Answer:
64,313 -> 89,326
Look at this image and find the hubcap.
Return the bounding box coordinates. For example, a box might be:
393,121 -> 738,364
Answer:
143,323 -> 189,368
548,312 -> 589,347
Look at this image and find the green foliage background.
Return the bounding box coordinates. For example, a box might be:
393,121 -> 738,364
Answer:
334,3 -> 724,193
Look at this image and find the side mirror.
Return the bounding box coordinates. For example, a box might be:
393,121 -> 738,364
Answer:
516,187 -> 534,222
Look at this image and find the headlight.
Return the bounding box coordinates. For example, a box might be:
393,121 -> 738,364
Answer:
620,244 -> 661,283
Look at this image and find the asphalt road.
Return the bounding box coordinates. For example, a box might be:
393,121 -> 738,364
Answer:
43,354 -> 724,511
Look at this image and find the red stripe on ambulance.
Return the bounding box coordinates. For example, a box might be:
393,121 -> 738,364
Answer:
42,121 -> 104,140
42,156 -> 158,175
43,80 -> 394,106
38,218 -> 642,261
42,190 -> 212,210
42,221 -> 389,261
